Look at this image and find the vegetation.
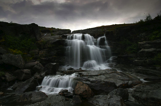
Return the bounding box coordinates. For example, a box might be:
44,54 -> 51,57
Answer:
3,35 -> 37,54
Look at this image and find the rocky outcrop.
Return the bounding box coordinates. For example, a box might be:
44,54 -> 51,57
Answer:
44,63 -> 59,75
0,91 -> 47,105
132,82 -> 161,106
2,54 -> 25,68
89,95 -> 126,106
74,81 -> 93,98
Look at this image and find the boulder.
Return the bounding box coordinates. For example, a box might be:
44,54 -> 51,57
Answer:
59,90 -> 73,98
2,54 -> 24,68
13,77 -> 39,93
14,69 -> 31,81
5,72 -> 16,82
108,88 -> 129,101
72,95 -> 82,104
0,47 -> 7,54
44,63 -> 59,75
87,80 -> 117,95
78,70 -> 141,88
132,82 -> 161,106
32,62 -> 44,74
74,81 -> 93,98
0,91 -> 47,105
89,95 -> 126,106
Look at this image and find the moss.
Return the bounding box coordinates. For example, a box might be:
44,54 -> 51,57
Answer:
3,35 -> 37,53
0,71 -> 5,77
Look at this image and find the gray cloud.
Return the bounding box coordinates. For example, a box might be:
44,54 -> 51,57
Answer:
0,0 -> 161,30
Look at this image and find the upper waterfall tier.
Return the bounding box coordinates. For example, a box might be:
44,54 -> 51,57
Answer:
64,33 -> 111,70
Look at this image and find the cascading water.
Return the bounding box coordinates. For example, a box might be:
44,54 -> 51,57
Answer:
63,33 -> 112,70
37,73 -> 77,95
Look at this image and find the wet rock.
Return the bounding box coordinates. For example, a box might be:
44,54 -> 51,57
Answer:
2,54 -> 25,68
74,81 -> 93,98
72,95 -> 82,104
108,88 -> 129,101
15,69 -> 31,81
132,82 -> 161,106
0,91 -> 47,105
5,72 -> 16,82
44,63 -> 59,75
59,90 -> 73,98
25,61 -> 38,69
78,70 -> 141,88
25,95 -> 73,106
32,62 -> 44,74
89,95 -> 126,106
87,80 -> 117,95
14,77 -> 40,93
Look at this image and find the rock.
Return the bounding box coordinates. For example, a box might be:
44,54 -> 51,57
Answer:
125,101 -> 143,106
5,73 -> 16,82
87,80 -> 117,95
78,70 -> 141,88
25,61 -> 37,68
15,69 -> 31,81
14,77 -> 40,93
0,47 -> 7,54
2,54 -> 24,68
138,40 -> 161,49
108,88 -> 129,101
0,91 -> 47,105
138,48 -> 161,58
89,95 -> 126,106
72,95 -> 82,104
0,92 -> 4,95
32,62 -> 44,74
74,81 -> 93,98
24,95 -> 73,106
132,82 -> 161,106
44,63 -> 59,75
59,90 -> 73,98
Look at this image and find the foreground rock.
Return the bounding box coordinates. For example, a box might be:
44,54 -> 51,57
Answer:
2,54 -> 25,68
77,70 -> 142,88
74,81 -> 93,98
0,91 -> 47,105
132,82 -> 161,106
89,95 -> 126,106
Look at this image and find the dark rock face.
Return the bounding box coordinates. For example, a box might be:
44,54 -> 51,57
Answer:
132,82 -> 161,106
15,69 -> 31,81
87,80 -> 117,95
0,91 -> 47,105
2,54 -> 25,68
44,63 -> 59,75
5,72 -> 16,82
108,88 -> 129,101
89,95 -> 126,106
74,81 -> 93,98
13,77 -> 40,93
0,47 -> 7,54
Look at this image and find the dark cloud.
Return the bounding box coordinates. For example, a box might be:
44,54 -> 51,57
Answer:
0,0 -> 161,30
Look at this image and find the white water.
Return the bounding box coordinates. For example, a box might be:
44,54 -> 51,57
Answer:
37,73 -> 77,95
63,33 -> 112,70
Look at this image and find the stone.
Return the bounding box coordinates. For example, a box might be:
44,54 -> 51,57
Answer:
108,88 -> 129,101
15,69 -> 31,81
78,70 -> 141,88
72,95 -> 82,104
44,63 -> 59,75
59,90 -> 73,98
32,62 -> 44,74
87,80 -> 117,95
25,61 -> 38,69
14,77 -> 39,93
2,54 -> 25,68
0,47 -> 7,54
0,91 -> 47,105
5,73 -> 16,82
132,82 -> 161,106
89,95 -> 126,106
74,81 -> 93,98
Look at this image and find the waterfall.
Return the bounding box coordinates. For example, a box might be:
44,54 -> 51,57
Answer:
37,73 -> 77,95
63,33 -> 112,70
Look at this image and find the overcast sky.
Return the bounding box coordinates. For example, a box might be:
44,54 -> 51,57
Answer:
0,0 -> 161,30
